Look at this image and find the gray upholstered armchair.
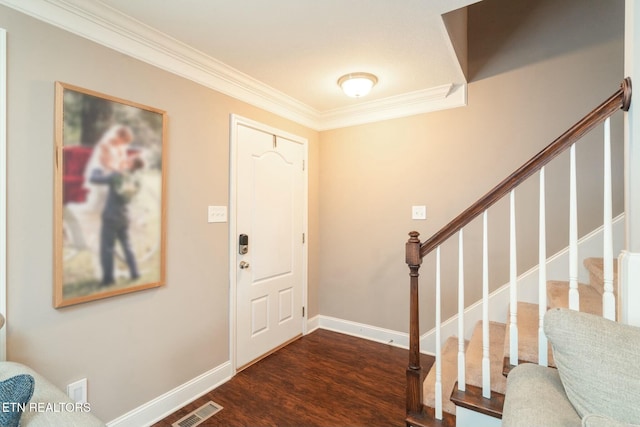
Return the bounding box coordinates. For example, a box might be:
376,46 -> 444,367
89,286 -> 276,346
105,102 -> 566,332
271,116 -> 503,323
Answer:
502,308 -> 640,427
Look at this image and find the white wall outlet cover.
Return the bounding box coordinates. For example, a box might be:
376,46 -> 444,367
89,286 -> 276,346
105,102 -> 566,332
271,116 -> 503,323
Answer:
412,205 -> 427,220
67,378 -> 87,404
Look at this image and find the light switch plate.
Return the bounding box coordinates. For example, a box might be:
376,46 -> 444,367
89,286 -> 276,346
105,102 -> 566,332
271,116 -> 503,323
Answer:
208,206 -> 227,223
412,205 -> 427,220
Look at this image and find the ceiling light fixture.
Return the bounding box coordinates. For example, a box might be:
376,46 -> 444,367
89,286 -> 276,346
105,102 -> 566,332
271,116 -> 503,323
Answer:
337,72 -> 378,98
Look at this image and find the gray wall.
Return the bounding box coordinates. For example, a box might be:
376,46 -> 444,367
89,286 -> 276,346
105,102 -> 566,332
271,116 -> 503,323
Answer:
1,6 -> 319,422
317,0 -> 624,333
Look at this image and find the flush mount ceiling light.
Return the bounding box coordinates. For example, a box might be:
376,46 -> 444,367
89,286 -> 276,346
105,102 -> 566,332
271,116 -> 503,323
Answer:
337,72 -> 378,98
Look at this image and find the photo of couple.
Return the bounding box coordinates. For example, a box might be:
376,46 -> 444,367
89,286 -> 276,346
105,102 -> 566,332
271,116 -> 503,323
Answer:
55,83 -> 166,307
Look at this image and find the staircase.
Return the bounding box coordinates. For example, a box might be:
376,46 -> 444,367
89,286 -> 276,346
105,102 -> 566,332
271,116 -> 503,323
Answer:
422,257 -> 615,426
404,78 -> 632,427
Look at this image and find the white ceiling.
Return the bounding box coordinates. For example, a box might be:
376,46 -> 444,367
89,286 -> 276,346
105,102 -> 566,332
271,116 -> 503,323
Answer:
1,0 -> 481,129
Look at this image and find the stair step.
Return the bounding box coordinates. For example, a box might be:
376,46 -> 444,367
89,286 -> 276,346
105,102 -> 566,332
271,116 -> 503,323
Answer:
503,302 -> 555,375
583,257 -> 618,296
547,280 -> 603,316
449,322 -> 507,419
450,382 -> 504,419
406,407 -> 456,427
423,337 -> 462,416
465,321 -> 507,394
422,322 -> 508,421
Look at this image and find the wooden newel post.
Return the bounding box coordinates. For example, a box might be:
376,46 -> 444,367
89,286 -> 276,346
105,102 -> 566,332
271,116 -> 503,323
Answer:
406,231 -> 423,415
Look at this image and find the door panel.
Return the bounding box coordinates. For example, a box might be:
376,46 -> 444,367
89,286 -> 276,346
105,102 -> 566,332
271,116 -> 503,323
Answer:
236,124 -> 304,368
251,296 -> 269,336
252,152 -> 293,281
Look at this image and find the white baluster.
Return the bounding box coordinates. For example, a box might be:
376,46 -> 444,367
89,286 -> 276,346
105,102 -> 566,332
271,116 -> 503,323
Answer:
603,117 -> 615,320
458,230 -> 466,392
482,211 -> 491,398
435,246 -> 443,420
569,144 -> 580,311
509,190 -> 519,366
539,167 -> 548,366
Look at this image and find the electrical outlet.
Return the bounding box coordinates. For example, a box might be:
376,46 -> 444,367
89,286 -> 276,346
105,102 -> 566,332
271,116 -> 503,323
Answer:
207,205 -> 227,223
67,378 -> 87,404
412,205 -> 427,220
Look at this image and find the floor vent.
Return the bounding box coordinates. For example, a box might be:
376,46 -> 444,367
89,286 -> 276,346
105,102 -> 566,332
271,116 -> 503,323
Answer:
171,401 -> 223,427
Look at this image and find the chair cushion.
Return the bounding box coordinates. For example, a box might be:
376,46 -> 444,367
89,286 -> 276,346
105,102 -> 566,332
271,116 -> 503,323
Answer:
545,308 -> 640,424
582,414 -> 640,427
0,374 -> 35,427
502,363 -> 581,427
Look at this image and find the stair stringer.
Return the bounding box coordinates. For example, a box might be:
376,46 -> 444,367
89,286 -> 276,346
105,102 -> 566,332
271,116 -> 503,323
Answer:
419,214 -> 624,354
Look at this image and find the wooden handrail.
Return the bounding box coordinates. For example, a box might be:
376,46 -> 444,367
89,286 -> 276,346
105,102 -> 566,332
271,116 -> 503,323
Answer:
419,77 -> 632,258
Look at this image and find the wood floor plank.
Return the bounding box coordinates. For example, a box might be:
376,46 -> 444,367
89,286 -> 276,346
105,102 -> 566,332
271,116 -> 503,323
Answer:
153,329 -> 434,427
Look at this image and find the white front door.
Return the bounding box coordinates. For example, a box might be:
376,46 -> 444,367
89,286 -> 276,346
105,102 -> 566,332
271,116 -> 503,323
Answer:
234,122 -> 305,369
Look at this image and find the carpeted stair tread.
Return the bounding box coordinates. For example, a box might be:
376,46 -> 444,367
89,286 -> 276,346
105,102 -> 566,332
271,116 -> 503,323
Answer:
583,257 -> 618,296
503,302 -> 554,370
547,280 -> 603,316
423,337 -> 464,416
465,321 -> 507,395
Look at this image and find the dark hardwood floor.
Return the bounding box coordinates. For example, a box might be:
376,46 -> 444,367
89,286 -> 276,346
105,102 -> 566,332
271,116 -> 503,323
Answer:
153,329 -> 434,427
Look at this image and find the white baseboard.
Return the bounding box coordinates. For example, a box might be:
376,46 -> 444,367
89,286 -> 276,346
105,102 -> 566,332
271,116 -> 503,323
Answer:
306,314 -> 320,333
312,314 -> 410,349
106,361 -> 233,427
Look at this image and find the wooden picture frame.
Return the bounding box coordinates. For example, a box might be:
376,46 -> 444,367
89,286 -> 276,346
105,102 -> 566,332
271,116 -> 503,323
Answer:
54,82 -> 167,308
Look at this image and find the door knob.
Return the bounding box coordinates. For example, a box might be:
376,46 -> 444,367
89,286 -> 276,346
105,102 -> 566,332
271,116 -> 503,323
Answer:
239,261 -> 250,269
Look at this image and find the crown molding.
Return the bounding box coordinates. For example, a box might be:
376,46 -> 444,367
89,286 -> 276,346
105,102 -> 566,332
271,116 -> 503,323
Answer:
318,83 -> 466,130
0,0 -> 467,130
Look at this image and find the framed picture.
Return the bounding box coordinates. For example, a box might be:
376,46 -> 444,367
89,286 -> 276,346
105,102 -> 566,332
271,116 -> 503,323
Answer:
54,82 -> 167,308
